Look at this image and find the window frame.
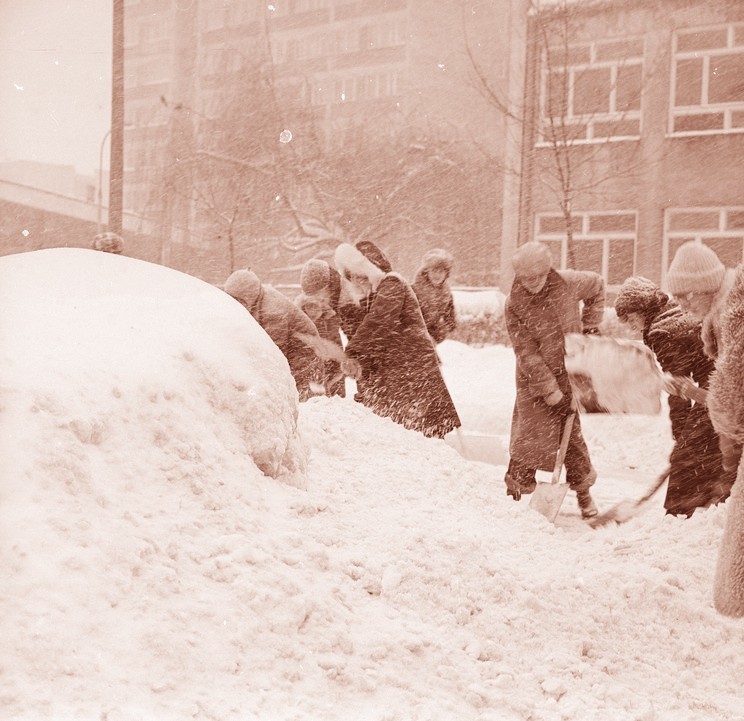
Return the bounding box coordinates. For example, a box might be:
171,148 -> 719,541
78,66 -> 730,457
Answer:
662,207 -> 744,286
537,36 -> 645,146
533,210 -> 638,287
669,22 -> 744,137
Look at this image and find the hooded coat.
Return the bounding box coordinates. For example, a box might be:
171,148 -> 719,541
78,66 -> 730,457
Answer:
412,249 -> 457,344
708,264 -> 744,616
505,268 -> 604,471
334,243 -> 461,438
642,305 -> 734,515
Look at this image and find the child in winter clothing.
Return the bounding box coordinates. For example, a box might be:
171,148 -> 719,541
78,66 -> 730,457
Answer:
615,276 -> 734,516
412,249 -> 457,344
504,242 -> 603,519
333,240 -> 461,439
224,269 -> 322,401
707,264 -> 744,617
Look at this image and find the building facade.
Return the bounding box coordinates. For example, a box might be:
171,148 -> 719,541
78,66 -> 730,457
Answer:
122,0 -> 509,284
520,0 -> 744,292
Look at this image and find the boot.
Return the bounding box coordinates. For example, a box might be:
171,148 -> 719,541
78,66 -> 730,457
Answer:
576,489 -> 598,519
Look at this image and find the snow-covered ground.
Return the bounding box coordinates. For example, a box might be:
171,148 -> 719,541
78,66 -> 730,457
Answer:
1,249 -> 741,721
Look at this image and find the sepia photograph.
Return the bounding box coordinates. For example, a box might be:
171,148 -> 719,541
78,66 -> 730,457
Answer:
0,0 -> 742,719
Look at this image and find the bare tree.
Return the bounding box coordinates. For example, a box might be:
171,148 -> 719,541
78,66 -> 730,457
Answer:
466,0 -> 662,267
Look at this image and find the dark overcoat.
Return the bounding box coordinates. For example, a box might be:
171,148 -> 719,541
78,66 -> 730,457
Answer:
412,271 -> 457,344
345,273 -> 461,438
644,306 -> 734,515
505,268 -> 604,470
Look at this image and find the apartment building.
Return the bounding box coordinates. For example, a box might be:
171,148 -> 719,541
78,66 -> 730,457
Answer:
520,0 -> 744,291
122,0 -> 509,283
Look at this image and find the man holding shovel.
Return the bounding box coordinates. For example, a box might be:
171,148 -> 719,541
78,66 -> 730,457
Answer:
503,242 -> 604,520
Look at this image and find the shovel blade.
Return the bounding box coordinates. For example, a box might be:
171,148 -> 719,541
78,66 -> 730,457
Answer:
529,481 -> 569,523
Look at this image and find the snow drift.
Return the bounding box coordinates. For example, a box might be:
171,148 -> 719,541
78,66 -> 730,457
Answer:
0,250 -> 742,720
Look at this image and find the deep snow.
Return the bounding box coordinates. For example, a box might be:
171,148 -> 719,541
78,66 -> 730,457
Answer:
0,249 -> 741,721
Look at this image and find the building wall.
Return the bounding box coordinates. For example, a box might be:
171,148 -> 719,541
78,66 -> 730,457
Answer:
523,0 -> 744,291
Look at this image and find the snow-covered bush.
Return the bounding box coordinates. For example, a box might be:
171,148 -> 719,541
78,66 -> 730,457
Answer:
451,288 -> 508,346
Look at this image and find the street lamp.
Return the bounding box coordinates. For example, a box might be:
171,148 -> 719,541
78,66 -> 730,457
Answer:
97,129 -> 112,234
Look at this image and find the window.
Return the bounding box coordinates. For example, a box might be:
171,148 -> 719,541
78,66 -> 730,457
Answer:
539,37 -> 644,144
670,22 -> 744,135
534,211 -> 637,286
663,208 -> 744,283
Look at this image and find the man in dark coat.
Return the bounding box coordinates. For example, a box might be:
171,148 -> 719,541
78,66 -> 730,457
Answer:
333,240 -> 461,439
412,248 -> 457,344
615,276 -> 734,516
224,269 -> 322,401
504,242 -> 604,519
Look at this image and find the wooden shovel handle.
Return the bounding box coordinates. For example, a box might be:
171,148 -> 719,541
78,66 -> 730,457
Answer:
551,412 -> 575,484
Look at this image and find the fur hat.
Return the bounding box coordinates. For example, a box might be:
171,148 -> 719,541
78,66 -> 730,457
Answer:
92,232 -> 123,254
334,242 -> 390,286
421,248 -> 454,275
355,240 -> 392,273
512,242 -> 552,277
666,241 -> 726,296
300,259 -> 331,294
614,277 -> 670,321
224,269 -> 261,307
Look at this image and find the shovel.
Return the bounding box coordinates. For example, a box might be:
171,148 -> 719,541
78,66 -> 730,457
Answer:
529,412 -> 575,523
588,465 -> 671,528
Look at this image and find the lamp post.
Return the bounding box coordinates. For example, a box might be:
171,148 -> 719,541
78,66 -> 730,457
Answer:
96,128 -> 112,234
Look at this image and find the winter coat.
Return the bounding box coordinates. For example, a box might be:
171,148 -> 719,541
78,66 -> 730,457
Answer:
708,264 -> 744,616
313,309 -> 345,397
345,272 -> 461,438
642,305 -> 734,515
244,285 -> 322,400
505,268 -> 604,470
412,251 -> 457,343
700,268 -> 738,359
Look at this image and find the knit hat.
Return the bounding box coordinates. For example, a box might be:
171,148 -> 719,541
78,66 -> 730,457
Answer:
224,269 -> 261,307
334,243 -> 388,291
92,231 -> 123,254
355,240 -> 392,273
512,242 -> 552,277
666,242 -> 726,296
614,277 -> 670,321
300,259 -> 331,294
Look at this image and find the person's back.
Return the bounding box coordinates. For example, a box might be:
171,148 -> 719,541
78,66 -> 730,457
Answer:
224,270 -> 321,399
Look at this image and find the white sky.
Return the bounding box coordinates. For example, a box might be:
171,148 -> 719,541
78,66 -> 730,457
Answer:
0,0 -> 111,175
1,247 -> 742,719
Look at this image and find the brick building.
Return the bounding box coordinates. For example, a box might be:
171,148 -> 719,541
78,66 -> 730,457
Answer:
519,0 -> 744,292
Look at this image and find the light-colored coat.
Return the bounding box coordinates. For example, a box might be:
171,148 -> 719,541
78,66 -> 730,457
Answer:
707,264 -> 744,616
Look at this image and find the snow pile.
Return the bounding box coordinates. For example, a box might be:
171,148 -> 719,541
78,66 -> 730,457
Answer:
0,251 -> 742,720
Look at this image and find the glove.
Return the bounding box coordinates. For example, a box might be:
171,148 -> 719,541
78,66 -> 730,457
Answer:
545,390 -> 574,417
340,357 -> 363,380
583,327 -> 600,335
